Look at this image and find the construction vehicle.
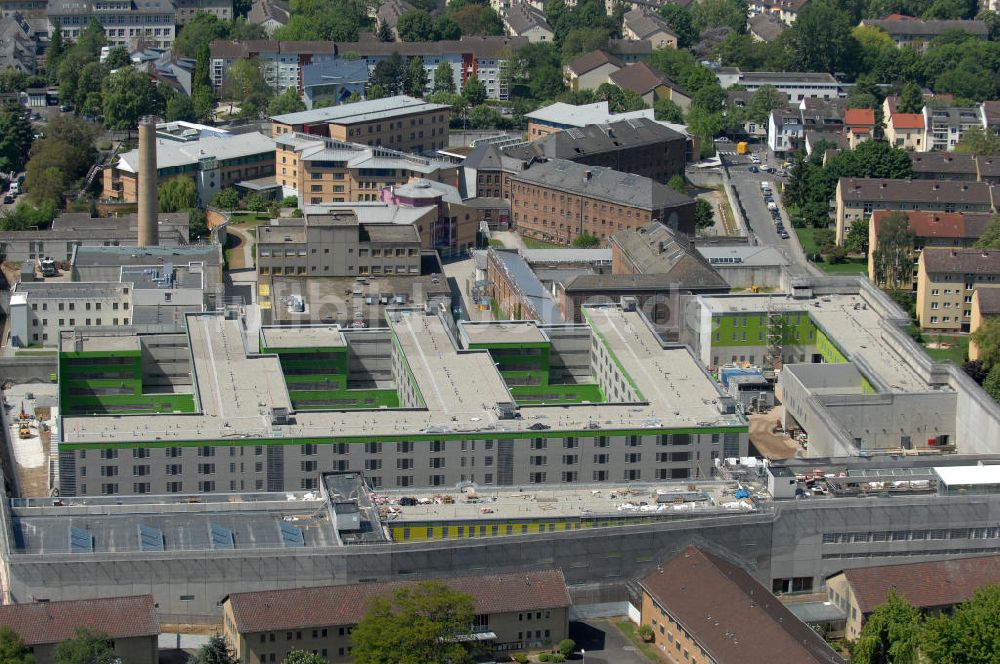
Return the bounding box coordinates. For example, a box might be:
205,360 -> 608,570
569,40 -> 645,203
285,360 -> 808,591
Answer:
17,402 -> 31,439
736,141 -> 748,155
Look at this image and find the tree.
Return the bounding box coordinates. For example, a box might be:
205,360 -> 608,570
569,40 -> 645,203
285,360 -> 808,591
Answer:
25,166 -> 66,209
158,176 -> 198,212
956,127 -> 1000,155
224,58 -> 270,110
594,83 -> 646,112
451,5 -> 504,36
921,585 -> 1000,662
851,589 -> 920,664
468,105 -> 502,128
246,192 -> 268,211
971,318 -> 1000,370
975,216 -> 1000,249
187,635 -> 236,664
370,53 -> 407,95
166,94 -> 197,122
172,12 -> 230,57
783,0 -> 859,74
844,217 -> 869,254
872,213 -> 914,291
0,627 -> 33,664
746,85 -> 785,125
189,208 -> 208,239
103,45 -> 131,69
47,21 -> 65,75
984,363 -> 1000,402
558,639 -> 576,658
658,4 -> 699,48
694,199 -> 714,229
0,104 -> 34,172
462,76 -> 487,106
397,9 -> 437,41
351,581 -> 478,664
434,61 -> 456,93
654,97 -> 684,123
897,82 -> 924,114
668,175 -> 686,194
282,652 -> 326,664
53,628 -> 117,664
268,88 -> 306,116
690,0 -> 748,33
212,188 -> 240,209
572,233 -> 600,247
406,56 -> 429,96
436,15 -> 462,39
376,21 -> 393,42
103,68 -> 162,130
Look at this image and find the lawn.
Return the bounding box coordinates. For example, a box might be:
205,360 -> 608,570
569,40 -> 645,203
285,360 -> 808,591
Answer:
229,212 -> 273,225
922,334 -> 969,365
794,228 -> 867,275
614,620 -> 659,662
795,227 -> 821,254
522,236 -> 564,249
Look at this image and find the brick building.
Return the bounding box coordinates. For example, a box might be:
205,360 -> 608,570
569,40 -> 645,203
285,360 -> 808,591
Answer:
509,159 -> 695,246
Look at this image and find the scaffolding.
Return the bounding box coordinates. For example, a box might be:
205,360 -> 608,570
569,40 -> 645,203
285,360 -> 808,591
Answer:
765,298 -> 784,370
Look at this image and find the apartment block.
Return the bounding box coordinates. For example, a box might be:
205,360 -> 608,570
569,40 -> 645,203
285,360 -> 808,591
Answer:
834,177 -> 997,245
861,16 -> 987,53
175,0 -> 231,23
48,0 -> 176,49
923,105 -> 983,152
275,133 -> 459,204
223,570 -> 571,664
271,95 -> 450,155
916,247 -> 1000,332
510,159 -> 696,246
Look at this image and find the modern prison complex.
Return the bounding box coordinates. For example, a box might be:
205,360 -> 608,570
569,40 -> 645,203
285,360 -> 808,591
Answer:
4,277 -> 1000,622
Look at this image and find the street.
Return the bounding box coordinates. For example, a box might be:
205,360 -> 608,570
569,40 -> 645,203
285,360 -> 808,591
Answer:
716,140 -> 820,279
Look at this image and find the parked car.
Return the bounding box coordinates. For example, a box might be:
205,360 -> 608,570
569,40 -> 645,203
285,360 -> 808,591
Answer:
58,105 -> 71,113
3,194 -> 12,204
749,165 -> 759,173
717,137 -> 731,142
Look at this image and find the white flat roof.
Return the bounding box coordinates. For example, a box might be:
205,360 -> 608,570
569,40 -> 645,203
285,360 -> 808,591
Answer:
116,132 -> 275,173
935,465 -> 1000,486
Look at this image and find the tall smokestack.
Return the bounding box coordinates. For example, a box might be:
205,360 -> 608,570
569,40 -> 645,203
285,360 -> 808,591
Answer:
137,116 -> 159,247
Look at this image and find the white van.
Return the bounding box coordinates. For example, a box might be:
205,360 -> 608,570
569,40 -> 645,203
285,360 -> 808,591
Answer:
760,181 -> 772,193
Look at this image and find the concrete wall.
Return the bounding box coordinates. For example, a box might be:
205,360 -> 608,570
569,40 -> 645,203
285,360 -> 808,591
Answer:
0,357 -> 57,384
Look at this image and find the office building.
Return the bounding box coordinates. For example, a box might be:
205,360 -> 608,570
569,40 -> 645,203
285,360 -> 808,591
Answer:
524,101 -> 658,140
713,67 -> 844,101
916,247 -> 1000,332
174,0 -> 231,22
47,0 -> 176,49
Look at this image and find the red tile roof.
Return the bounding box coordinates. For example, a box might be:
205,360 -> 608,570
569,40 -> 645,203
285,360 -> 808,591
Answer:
892,112 -> 924,129
226,569 -> 571,634
839,555 -> 1000,615
639,547 -> 845,664
843,108 -> 875,126
0,595 -> 159,645
871,210 -> 992,239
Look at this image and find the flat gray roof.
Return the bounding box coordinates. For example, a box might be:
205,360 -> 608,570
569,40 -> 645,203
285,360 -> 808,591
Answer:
459,321 -> 549,346
271,95 -> 449,126
59,331 -> 140,353
261,325 -> 346,349
12,282 -> 128,299
73,245 -> 222,267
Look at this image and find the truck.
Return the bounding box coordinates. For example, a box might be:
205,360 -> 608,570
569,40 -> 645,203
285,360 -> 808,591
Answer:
760,181 -> 772,194
736,141 -> 748,155
37,257 -> 56,277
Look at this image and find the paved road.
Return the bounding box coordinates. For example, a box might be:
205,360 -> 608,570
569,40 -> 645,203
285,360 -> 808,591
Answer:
569,619 -> 654,664
717,141 -> 820,279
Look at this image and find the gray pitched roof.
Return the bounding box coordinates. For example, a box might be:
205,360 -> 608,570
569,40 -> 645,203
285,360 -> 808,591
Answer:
505,0 -> 551,35
623,8 -> 676,41
532,117 -> 685,159
838,178 -> 994,205
922,247 -> 1000,276
748,12 -> 787,41
512,159 -> 694,211
567,50 -> 624,76
609,222 -> 728,288
866,16 -> 987,37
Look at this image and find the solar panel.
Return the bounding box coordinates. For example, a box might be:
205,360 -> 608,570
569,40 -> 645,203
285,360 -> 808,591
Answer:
279,521 -> 305,548
70,527 -> 94,553
138,524 -> 164,552
210,523 -> 235,550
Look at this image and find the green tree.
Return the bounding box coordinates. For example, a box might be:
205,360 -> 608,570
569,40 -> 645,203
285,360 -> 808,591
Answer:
897,82 -> 924,114
956,127 -> 1000,155
594,82 -> 646,112
654,97 -> 684,123
272,0 -> 363,41
158,176 -> 198,212
103,68 -> 162,130
224,58 -> 270,109
984,364 -> 1000,401
76,18 -> 107,58
173,10 -> 230,56
844,217 -> 869,254
572,233 -> 600,247
166,94 -> 197,122
872,211 -> 914,290
971,318 -> 1000,370
103,45 -> 131,69
451,4 -> 504,36
246,192 -> 268,211
976,217 -> 1000,249
351,581 -> 478,664
667,175 -> 686,194
25,166 -> 66,209
694,199 -> 714,229
268,88 -> 306,116
561,26 -> 610,62
658,4 -> 699,48
853,589 -> 922,664
0,103 -> 34,172
189,208 -> 208,238
436,15 -> 462,39
74,61 -> 106,114
377,20 -> 394,41
558,639 -> 576,658
406,56 -> 429,96
746,84 -> 785,125
783,0 -> 859,73
397,9 -> 437,41
0,627 -> 33,664
921,585 -> 1000,662
690,0 -> 748,33
434,61 -> 456,93
212,188 -> 240,210
462,76 -> 487,106
53,628 -> 116,664
47,21 -> 65,75
370,53 -> 408,95
187,635 -> 236,664
468,104 -> 501,128
281,651 -> 326,664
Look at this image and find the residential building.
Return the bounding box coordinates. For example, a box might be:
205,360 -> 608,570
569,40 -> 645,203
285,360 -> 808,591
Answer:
637,546 -> 845,664
564,50 -> 623,92
713,67 -> 844,101
503,0 -> 552,42
834,178 -> 997,245
923,105 -> 983,152
247,0 -> 288,35
509,117 -> 688,183
510,158 -> 696,245
47,0 -> 176,49
727,89 -> 788,138
606,37 -> 652,62
208,39 -> 331,95
608,61 -> 690,110
981,100 -> 1000,136
0,211 -> 190,263
843,107 -> 875,149
748,12 -> 786,41
606,0 -> 691,16
867,210 -> 993,288
270,95 -> 451,154
374,0 -> 410,40
916,247 -> 1000,331
883,95 -> 924,150
748,0 -> 809,24
299,58 -> 368,110
826,555 -> 1000,640
0,596 -> 159,664
861,15 -> 987,52
970,287 -> 1000,360
909,152 -> 979,181
174,0 -> 231,23
222,570 -> 571,663
767,107 -> 804,154
524,101 -> 658,140
104,126 -> 276,204
622,8 -> 677,49
461,142 -> 521,199
274,133 -> 459,204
